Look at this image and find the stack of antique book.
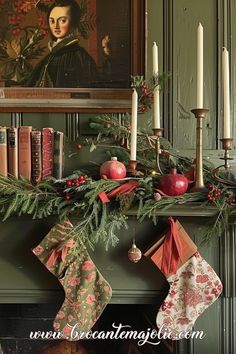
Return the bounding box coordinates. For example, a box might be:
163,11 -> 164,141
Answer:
0,126 -> 64,183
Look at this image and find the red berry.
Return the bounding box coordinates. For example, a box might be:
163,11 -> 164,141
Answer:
78,175 -> 85,182
139,106 -> 146,113
75,181 -> 80,186
76,144 -> 82,150
64,194 -> 71,200
66,180 -> 72,187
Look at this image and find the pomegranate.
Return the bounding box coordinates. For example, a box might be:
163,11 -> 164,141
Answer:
100,157 -> 126,180
158,168 -> 189,196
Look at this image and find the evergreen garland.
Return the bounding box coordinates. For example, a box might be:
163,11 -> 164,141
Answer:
0,168 -> 235,248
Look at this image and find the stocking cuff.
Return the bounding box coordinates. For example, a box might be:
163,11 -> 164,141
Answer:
144,218 -> 197,277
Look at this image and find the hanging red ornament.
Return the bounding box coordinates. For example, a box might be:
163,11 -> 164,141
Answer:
100,157 -> 126,180
158,168 -> 189,196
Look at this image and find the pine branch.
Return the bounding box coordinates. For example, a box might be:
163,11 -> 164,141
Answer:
202,197 -> 231,244
0,176 -> 61,220
84,179 -> 120,206
138,192 -> 207,224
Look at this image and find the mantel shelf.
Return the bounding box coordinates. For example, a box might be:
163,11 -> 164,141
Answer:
127,204 -> 225,218
0,98 -> 132,113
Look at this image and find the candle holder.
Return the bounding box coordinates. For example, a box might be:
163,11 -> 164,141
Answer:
211,138 -> 236,186
191,108 -> 209,192
152,128 -> 164,175
220,138 -> 234,170
127,159 -> 138,177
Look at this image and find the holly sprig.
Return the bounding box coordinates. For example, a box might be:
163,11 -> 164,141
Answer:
131,75 -> 164,113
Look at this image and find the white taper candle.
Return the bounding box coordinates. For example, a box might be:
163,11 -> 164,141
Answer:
152,42 -> 160,128
152,42 -> 158,76
130,89 -> 138,161
222,47 -> 231,138
153,86 -> 160,129
197,23 -> 203,108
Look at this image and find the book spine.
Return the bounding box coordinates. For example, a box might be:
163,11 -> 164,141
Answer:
31,130 -> 42,184
18,126 -> 32,180
42,127 -> 54,178
7,127 -> 18,178
0,127 -> 7,177
53,131 -> 64,179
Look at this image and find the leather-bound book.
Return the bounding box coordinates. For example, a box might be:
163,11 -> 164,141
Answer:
31,130 -> 42,184
42,127 -> 54,178
0,127 -> 7,177
7,127 -> 18,178
18,126 -> 32,180
53,131 -> 64,179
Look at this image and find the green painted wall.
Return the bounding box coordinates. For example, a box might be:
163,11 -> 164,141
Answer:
172,0 -> 217,149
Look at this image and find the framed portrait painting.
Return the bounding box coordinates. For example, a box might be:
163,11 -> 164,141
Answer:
0,0 -> 146,100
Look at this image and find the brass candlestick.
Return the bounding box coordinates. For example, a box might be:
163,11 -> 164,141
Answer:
191,108 -> 209,192
211,138 -> 236,186
152,128 -> 164,175
220,138 -> 234,170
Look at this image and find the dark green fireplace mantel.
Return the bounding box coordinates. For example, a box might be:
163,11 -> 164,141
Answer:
0,205 -> 220,304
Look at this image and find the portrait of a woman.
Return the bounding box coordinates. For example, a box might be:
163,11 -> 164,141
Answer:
27,0 -> 98,87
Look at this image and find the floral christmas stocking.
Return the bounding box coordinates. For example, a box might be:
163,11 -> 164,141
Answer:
156,251 -> 223,340
144,217 -> 223,340
32,221 -> 112,339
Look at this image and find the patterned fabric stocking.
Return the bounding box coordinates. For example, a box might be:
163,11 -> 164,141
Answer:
32,221 -> 112,339
156,251 -> 223,340
144,217 -> 223,340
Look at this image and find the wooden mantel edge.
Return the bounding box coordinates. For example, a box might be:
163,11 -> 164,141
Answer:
126,204 -> 221,217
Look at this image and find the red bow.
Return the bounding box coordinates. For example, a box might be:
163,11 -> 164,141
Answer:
161,217 -> 183,275
46,239 -> 75,268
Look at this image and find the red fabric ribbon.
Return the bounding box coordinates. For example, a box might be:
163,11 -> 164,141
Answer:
46,239 -> 75,268
107,181 -> 140,198
161,217 -> 183,275
98,181 -> 140,203
98,191 -> 110,203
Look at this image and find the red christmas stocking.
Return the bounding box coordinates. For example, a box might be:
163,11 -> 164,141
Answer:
144,217 -> 223,340
32,221 -> 112,339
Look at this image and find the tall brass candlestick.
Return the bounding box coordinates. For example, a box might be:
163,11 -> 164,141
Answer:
191,108 -> 209,192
